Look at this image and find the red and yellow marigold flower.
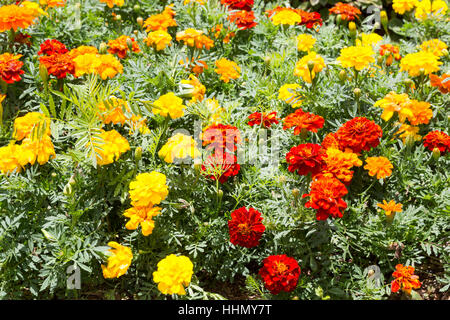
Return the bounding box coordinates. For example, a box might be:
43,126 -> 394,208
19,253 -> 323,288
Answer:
285,143 -> 325,176
129,171 -> 169,207
379,44 -> 401,66
153,254 -> 194,295
259,254 -> 300,295
0,53 -> 25,84
335,117 -> 382,154
39,53 -> 75,79
107,35 -> 140,59
101,242 -> 132,279
391,264 -> 421,295
283,108 -> 324,135
320,147 -> 362,184
38,39 -> 68,56
329,2 -> 361,21
214,58 -> 240,83
124,205 -> 162,236
422,130 -> 450,154
228,10 -> 257,30
364,156 -> 393,179
228,207 -> 265,248
248,111 -> 279,128
321,132 -> 342,150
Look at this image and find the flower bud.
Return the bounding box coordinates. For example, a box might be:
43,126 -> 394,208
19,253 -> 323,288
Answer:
114,14 -> 122,21
377,55 -> 384,65
353,87 -> 361,100
263,56 -> 271,65
403,78 -> 414,88
51,172 -> 57,178
69,175 -> 76,186
39,64 -> 48,84
338,69 -> 347,82
99,42 -> 108,54
348,21 -> 356,37
133,4 -> 140,12
135,147 -> 142,161
126,37 -> 133,51
292,188 -> 300,198
217,189 -> 223,201
442,48 -> 448,56
137,17 -> 143,26
405,134 -> 415,148
336,14 -> 342,25
380,10 -> 388,28
63,184 -> 73,196
432,147 -> 441,160
307,60 -> 315,73
279,175 -> 287,184
133,30 -> 138,36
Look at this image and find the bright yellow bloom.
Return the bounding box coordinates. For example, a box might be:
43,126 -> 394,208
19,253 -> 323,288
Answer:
394,123 -> 422,143
96,54 -> 124,80
39,0 -> 65,8
377,200 -> 402,216
400,51 -> 442,77
13,112 -> 51,141
294,51 -> 325,83
364,156 -> 393,179
356,33 -> 383,47
19,135 -> 56,166
374,92 -> 414,122
271,10 -> 302,25
153,92 -> 186,119
180,75 -> 206,104
392,0 -> 418,14
337,45 -> 375,71
73,53 -> 123,80
415,0 -> 448,21
101,242 -> 132,279
129,172 -> 169,207
214,58 -> 241,83
158,133 -> 200,163
204,98 -> 224,125
97,97 -> 130,125
0,142 -> 22,175
408,100 -> 433,125
69,46 -> 99,59
297,34 -> 316,52
184,0 -> 205,4
144,30 -> 172,51
143,6 -> 177,32
124,205 -> 162,236
153,254 -> 194,295
99,0 -> 124,8
94,129 -> 130,166
420,39 -> 448,57
278,83 -> 303,107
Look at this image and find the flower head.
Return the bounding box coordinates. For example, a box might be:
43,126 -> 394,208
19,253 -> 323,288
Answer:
270,9 -> 302,25
400,51 -> 442,77
337,45 -> 375,71
364,156 -> 393,179
392,0 -> 418,14
391,264 -> 421,294
0,53 -> 25,84
420,39 -> 448,57
294,51 -> 325,83
153,254 -> 194,295
13,112 -> 51,141
214,58 -> 240,83
39,53 -> 75,79
228,10 -> 257,30
259,255 -> 300,295
144,30 -> 172,51
430,73 -> 450,94
94,129 -> 130,166
283,108 -> 324,135
153,92 -> 186,119
201,151 -> 240,183
101,242 -> 132,279
221,0 -> 254,11
38,39 -> 68,56
422,130 -> 450,154
107,35 -> 140,59
129,172 -> 169,207
0,2 -> 44,32
278,84 -> 303,108
297,34 -> 316,52
228,207 -> 265,248
329,2 -> 361,21
124,205 -> 161,236
158,133 -> 200,163
286,143 -> 326,176
248,111 -> 279,128
176,29 -> 214,50
377,200 -> 402,216
335,117 -> 382,154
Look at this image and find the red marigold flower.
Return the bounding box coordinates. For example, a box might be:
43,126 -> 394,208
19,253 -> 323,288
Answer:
228,10 -> 257,30
259,254 -> 300,295
283,109 -> 324,135
38,39 -> 68,56
221,0 -> 254,11
335,117 -> 382,154
423,130 -> 450,154
0,53 -> 25,84
201,151 -> 240,183
321,132 -> 342,150
391,264 -> 421,295
14,32 -> 32,47
201,123 -> 241,153
329,2 -> 361,21
285,143 -> 325,176
298,10 -> 323,29
39,53 -> 75,79
303,175 -> 348,220
228,206 -> 265,248
248,111 -> 279,128
430,73 -> 449,94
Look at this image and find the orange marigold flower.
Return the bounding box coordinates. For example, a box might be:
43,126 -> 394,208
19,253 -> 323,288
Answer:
97,96 -> 130,125
176,28 -> 214,50
247,111 -> 279,128
107,35 -> 140,59
335,117 -> 382,154
39,53 -> 75,79
228,10 -> 257,30
422,130 -> 450,154
39,0 -> 66,8
408,100 -> 433,125
321,132 -> 342,150
0,142 -> 23,175
377,200 -> 402,216
303,175 -> 348,220
285,143 -> 326,176
0,53 -> 25,84
214,58 -> 240,83
329,2 -> 361,21
179,58 -> 208,75
283,108 -> 324,135
143,6 -> 177,32
364,156 -> 393,179
430,73 -> 450,94
0,2 -> 43,32
391,264 -> 421,295
99,0 -> 124,8
320,147 -> 362,183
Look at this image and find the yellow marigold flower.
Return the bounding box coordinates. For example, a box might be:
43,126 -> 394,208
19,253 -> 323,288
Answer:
39,0 -> 65,8
96,54 -> 124,80
0,1 -> 44,32
356,33 -> 383,47
176,28 -> 214,50
127,115 -> 151,135
158,133 -> 200,163
214,57 -> 241,83
278,83 -> 303,108
20,135 -> 56,166
374,91 -> 414,122
337,45 -> 375,71
204,98 -> 224,125
153,254 -> 194,295
322,147 -> 362,183
271,10 -> 302,25
408,100 -> 433,125
184,0 -> 205,4
153,92 -> 186,119
294,51 -> 325,83
129,172 -> 169,207
99,0 -> 124,9
97,96 -> 131,125
73,53 -> 102,77
144,30 -> 172,51
364,156 -> 393,179
415,0 -> 448,21
420,39 -> 448,57
392,0 -> 418,14
0,142 -> 22,175
143,6 -> 177,32
13,112 -> 51,141
180,75 -> 206,104
394,123 -> 422,143
400,51 -> 441,77
377,200 -> 402,216
94,129 -> 130,166
297,34 -> 316,52
124,205 -> 162,236
101,242 -> 132,279
69,46 -> 99,59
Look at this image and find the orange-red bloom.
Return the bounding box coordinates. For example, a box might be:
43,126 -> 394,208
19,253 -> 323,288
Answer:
107,35 -> 140,59
39,53 -> 75,79
201,123 -> 241,153
329,2 -> 361,21
430,73 -> 450,94
423,130 -> 450,154
228,206 -> 265,248
391,264 -> 421,295
285,143 -> 325,176
259,254 -> 300,295
379,44 -> 401,66
247,111 -> 279,128
228,10 -> 257,30
283,109 -> 324,135
38,39 -> 68,56
335,117 -> 382,154
0,53 -> 25,84
201,151 -> 240,183
221,0 -> 254,11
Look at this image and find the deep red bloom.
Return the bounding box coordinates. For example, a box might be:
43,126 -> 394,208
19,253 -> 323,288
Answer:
259,254 -> 300,295
329,2 -> 361,21
248,111 -> 279,128
38,39 -> 69,56
228,206 -> 265,248
283,109 -> 324,135
221,0 -> 254,11
201,151 -> 240,183
285,143 -> 325,176
228,10 -> 258,30
303,175 -> 348,220
423,130 -> 450,154
201,123 -> 241,153
39,53 -> 75,79
0,53 -> 25,84
335,117 -> 382,154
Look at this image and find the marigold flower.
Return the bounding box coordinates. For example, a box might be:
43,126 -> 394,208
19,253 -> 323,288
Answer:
180,75 -> 206,104
228,207 -> 265,248
377,200 -> 402,216
68,45 -> 99,59
97,96 -> 130,125
144,30 -> 172,51
303,175 -> 348,220
73,53 -> 123,80
270,9 -> 302,25
201,151 -> 240,183
321,132 -> 342,150
228,10 -> 257,30
129,172 -> 169,207
364,156 -> 393,179
391,264 -> 421,295
94,129 -> 130,166
415,0 -> 448,21
422,130 -> 450,154
184,0 -> 206,4
247,111 -> 279,128
221,0 -> 254,11
152,92 -> 186,119
201,123 -> 241,153
39,53 -> 75,79
321,147 -> 362,183
400,51 -> 442,77
0,2 -> 44,32
143,9 -> 177,32
408,100 -> 432,125
337,45 -> 375,71
176,29 -> 214,50
285,143 -> 325,176
214,58 -> 240,83
0,142 -> 22,175
153,254 -> 194,295
335,117 -> 382,154
430,73 -> 450,94
99,0 -> 124,8
356,33 -> 383,47
294,51 -> 325,83
283,108 -> 324,135
13,112 -> 51,141
107,35 -> 140,59
259,254 -> 300,295
392,0 -> 418,14
420,39 -> 448,57
39,0 -> 66,8
0,53 -> 25,84
379,44 -> 401,66
203,98 -> 224,125
158,133 -> 200,164
124,205 -> 161,236
329,2 -> 361,21
394,123 -> 422,144
101,242 -> 132,279
297,34 -> 316,52
38,39 -> 68,56
278,83 -> 303,107
20,135 -> 56,166
374,91 -> 414,122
